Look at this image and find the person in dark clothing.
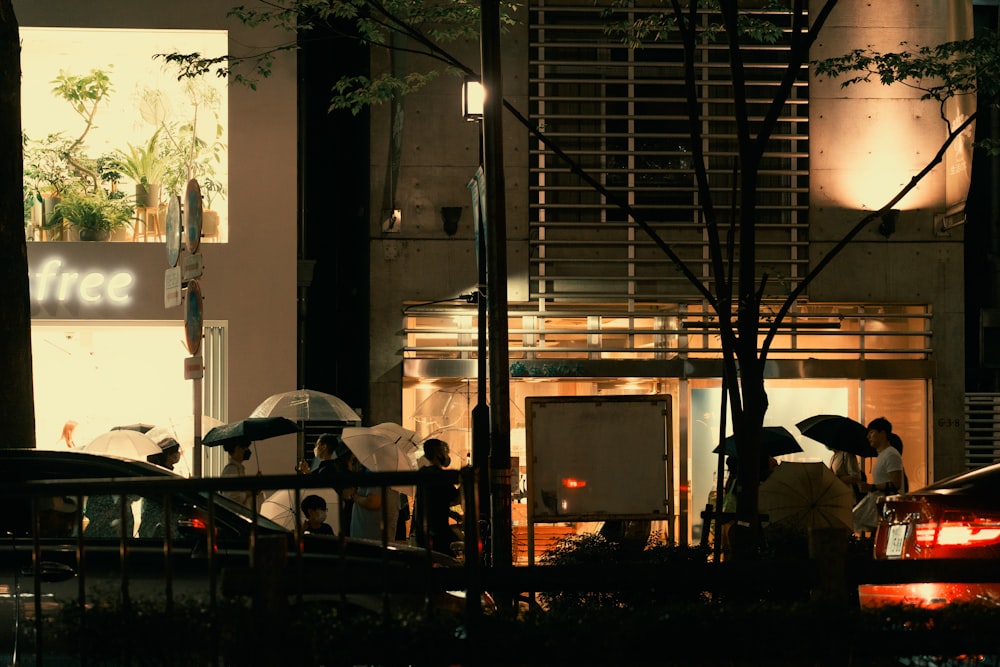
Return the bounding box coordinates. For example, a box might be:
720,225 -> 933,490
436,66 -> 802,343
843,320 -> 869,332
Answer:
300,494 -> 334,535
410,438 -> 461,556
298,432 -> 356,535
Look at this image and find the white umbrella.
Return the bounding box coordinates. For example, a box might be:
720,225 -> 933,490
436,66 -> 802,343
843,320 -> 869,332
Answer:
79,429 -> 161,461
250,389 -> 361,423
413,384 -> 525,434
341,423 -> 420,494
261,488 -> 341,533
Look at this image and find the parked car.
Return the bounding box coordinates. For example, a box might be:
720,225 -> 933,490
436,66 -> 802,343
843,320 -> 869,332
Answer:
858,462 -> 1000,608
0,449 -> 483,664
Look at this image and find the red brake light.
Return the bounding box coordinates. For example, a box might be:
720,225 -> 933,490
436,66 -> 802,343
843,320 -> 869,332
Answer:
189,517 -> 207,531
935,523 -> 1000,546
562,478 -> 586,489
914,514 -> 1000,547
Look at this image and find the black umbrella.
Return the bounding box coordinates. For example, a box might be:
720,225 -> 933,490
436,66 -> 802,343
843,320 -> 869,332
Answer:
714,426 -> 803,458
202,417 -> 299,448
796,414 -> 877,458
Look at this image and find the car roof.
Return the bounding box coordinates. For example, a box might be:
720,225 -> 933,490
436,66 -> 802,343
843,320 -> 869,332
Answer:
917,461 -> 1000,497
0,448 -> 177,480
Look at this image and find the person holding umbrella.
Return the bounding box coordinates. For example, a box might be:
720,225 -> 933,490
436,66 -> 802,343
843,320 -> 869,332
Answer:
298,433 -> 357,535
830,448 -> 866,504
221,440 -> 261,509
859,417 -> 905,497
853,417 -> 906,534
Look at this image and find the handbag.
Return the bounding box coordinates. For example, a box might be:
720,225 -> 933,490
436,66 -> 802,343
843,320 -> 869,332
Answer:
852,491 -> 881,533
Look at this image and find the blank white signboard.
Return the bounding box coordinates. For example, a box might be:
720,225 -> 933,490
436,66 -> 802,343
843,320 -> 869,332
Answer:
527,395 -> 672,522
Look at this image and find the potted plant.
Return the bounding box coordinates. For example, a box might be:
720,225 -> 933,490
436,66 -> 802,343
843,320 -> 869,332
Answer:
199,175 -> 226,237
113,129 -> 169,208
141,80 -> 227,237
23,132 -> 78,240
45,190 -> 134,241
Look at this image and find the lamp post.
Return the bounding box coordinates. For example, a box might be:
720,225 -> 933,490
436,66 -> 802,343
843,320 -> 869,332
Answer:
463,77 -> 492,564
479,0 -> 513,571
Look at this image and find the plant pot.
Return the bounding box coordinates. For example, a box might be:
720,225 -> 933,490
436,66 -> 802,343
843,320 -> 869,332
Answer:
40,195 -> 64,241
79,227 -> 110,242
202,209 -> 220,237
135,183 -> 161,208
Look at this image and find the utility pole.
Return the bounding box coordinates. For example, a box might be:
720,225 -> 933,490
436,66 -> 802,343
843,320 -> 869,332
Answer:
480,0 -> 512,570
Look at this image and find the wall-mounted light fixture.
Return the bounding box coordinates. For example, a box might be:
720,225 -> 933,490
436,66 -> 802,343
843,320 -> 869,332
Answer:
462,77 -> 484,121
878,208 -> 900,238
441,206 -> 462,236
934,202 -> 966,237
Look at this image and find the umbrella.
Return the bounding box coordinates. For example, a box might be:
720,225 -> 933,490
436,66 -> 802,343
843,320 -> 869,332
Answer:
79,429 -> 162,461
413,384 -> 526,434
796,414 -> 877,458
112,423 -> 155,434
261,488 -> 342,533
758,461 -> 854,532
250,389 -> 361,423
341,423 -> 420,494
714,426 -> 803,458
202,416 -> 299,448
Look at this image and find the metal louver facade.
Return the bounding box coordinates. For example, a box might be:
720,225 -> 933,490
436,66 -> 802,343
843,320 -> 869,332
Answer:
529,1 -> 809,304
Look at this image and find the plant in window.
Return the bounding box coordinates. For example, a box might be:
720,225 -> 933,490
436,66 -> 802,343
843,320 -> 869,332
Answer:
111,129 -> 170,207
44,189 -> 134,241
136,79 -> 227,206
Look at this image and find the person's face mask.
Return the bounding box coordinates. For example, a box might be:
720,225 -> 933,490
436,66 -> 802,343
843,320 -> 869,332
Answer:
243,448 -> 252,461
440,453 -> 451,467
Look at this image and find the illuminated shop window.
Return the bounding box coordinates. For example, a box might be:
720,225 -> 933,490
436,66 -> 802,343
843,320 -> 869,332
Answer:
20,27 -> 229,243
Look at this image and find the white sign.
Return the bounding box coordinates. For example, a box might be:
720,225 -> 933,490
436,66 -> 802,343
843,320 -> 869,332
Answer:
182,253 -> 203,281
30,258 -> 133,306
164,266 -> 182,308
184,355 -> 204,380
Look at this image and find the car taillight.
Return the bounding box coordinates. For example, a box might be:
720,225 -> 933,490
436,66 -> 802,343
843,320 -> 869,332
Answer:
915,514 -> 1000,547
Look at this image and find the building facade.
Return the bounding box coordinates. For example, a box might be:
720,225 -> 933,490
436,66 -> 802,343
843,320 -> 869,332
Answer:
17,1 -> 300,477
346,0 -> 985,543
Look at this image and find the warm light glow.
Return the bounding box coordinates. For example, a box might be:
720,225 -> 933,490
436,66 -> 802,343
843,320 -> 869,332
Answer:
562,477 -> 587,489
820,111 -> 940,211
21,27 -> 230,241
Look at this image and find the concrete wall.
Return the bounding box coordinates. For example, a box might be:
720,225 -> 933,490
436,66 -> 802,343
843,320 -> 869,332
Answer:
809,0 -> 972,479
18,1 -> 299,475
367,24 -> 530,425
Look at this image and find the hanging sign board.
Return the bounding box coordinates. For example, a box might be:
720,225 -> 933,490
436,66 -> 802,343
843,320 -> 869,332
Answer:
184,355 -> 204,380
182,253 -> 203,281
164,265 -> 182,308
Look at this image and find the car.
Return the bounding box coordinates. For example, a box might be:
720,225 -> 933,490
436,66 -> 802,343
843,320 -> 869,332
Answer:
0,448 -> 484,664
858,462 -> 1000,608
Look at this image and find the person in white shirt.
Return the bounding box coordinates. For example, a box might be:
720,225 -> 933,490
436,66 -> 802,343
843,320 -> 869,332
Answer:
859,417 -> 905,496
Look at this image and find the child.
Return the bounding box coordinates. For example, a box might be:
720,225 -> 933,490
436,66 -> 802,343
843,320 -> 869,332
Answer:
301,494 -> 333,535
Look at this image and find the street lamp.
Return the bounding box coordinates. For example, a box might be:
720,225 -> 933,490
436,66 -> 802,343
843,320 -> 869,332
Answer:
465,77 -> 491,563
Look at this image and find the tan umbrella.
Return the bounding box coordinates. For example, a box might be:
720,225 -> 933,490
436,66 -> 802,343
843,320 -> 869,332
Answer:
758,461 -> 854,533
79,429 -> 161,461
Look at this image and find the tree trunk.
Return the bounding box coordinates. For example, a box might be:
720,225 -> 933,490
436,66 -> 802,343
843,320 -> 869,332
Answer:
0,1 -> 37,448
